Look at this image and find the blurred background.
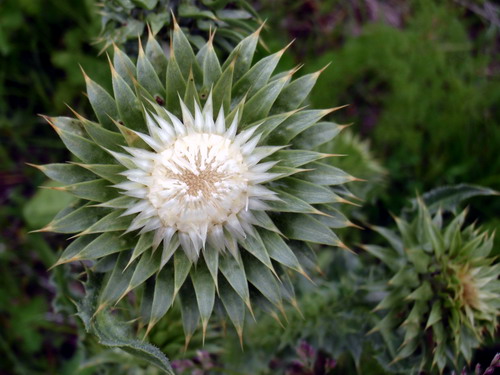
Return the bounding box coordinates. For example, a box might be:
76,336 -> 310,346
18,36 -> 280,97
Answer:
0,0 -> 498,373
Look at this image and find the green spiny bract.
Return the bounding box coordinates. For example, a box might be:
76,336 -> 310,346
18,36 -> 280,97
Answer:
97,0 -> 260,53
365,200 -> 499,373
34,21 -> 356,347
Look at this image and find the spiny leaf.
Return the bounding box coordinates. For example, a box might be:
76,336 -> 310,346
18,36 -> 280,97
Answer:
83,72 -> 119,130
279,213 -> 342,247
30,163 -> 96,185
77,272 -> 174,374
63,179 -> 118,202
191,260 -> 215,339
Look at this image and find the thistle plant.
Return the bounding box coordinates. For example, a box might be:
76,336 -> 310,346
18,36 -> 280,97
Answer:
97,0 -> 260,52
33,19 -> 356,350
365,200 -> 499,373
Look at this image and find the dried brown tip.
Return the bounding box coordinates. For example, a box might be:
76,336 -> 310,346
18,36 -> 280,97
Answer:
25,162 -> 45,171
337,241 -> 356,254
313,61 -> 332,77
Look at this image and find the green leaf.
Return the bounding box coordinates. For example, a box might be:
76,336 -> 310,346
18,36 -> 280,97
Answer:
362,245 -> 400,271
137,42 -> 165,98
82,210 -> 132,234
191,260 -> 215,333
239,231 -> 274,271
218,276 -> 246,340
127,248 -> 162,292
99,251 -> 136,306
232,47 -> 285,103
243,253 -> 282,308
128,232 -> 153,267
202,246 -> 219,289
50,119 -> 113,164
302,162 -> 355,186
79,117 -> 125,152
280,178 -> 345,204
179,279 -> 200,345
241,75 -> 289,125
278,213 -> 342,247
406,247 -> 430,273
146,31 -> 168,83
251,210 -> 282,234
64,179 -> 117,202
23,181 -> 75,229
273,150 -> 328,167
259,229 -> 302,273
219,254 -> 250,307
172,21 -> 200,80
201,40 -> 222,89
148,262 -> 175,329
268,189 -> 322,215
83,74 -> 119,130
31,163 -> 96,185
426,301 -> 442,329
212,57 -> 234,114
77,272 -> 174,374
174,251 -> 192,295
113,45 -> 136,88
111,64 -> 145,131
222,25 -> 260,82
76,232 -> 131,261
406,281 -> 433,301
371,226 -> 404,255
165,52 -> 186,117
269,109 -> 331,144
272,68 -> 324,113
45,204 -> 110,233
409,184 -> 499,214
132,0 -> 158,10
294,121 -> 345,149
75,164 -> 125,184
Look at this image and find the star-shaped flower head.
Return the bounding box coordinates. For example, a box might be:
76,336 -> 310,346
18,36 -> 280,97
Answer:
34,22 -> 358,345
365,200 -> 499,373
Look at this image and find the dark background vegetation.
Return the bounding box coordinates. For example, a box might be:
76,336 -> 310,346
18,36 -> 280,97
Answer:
0,0 -> 498,373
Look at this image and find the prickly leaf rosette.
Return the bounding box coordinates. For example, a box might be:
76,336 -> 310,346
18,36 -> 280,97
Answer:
35,23 -> 356,344
365,200 -> 499,373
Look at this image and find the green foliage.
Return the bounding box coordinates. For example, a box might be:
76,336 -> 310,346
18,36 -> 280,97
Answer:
266,0 -> 500,216
98,0 -> 261,52
365,199 -> 499,373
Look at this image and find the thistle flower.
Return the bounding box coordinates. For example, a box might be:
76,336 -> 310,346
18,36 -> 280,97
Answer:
365,200 -> 499,373
33,22 -> 356,345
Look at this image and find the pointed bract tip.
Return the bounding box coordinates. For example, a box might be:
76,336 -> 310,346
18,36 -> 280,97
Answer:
171,10 -> 179,30
144,320 -> 156,339
315,61 -> 332,76
337,241 -> 356,254
236,326 -> 244,349
324,104 -> 349,115
279,39 -> 295,55
48,256 -> 81,270
92,302 -> 108,319
291,298 -> 304,318
245,298 -> 255,320
297,266 -> 314,284
350,176 -> 367,182
183,334 -> 192,353
347,221 -> 364,230
337,197 -> 361,207
115,286 -> 132,305
29,224 -> 52,234
25,162 -> 44,171
270,311 -> 285,328
79,64 -> 89,80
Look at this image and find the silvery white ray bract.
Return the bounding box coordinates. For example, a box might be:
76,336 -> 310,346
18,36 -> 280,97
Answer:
112,93 -> 281,262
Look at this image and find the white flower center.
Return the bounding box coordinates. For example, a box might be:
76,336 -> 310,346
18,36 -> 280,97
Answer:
148,133 -> 249,232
